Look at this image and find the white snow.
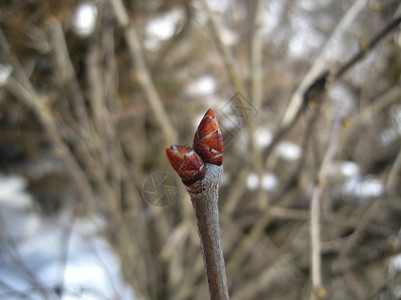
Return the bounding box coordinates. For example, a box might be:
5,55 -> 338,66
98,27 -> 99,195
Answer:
276,141 -> 302,161
262,0 -> 284,37
246,172 -> 278,191
185,75 -> 217,96
73,2 -> 97,37
0,63 -> 12,86
144,9 -> 183,51
255,127 -> 273,148
329,160 -> 360,178
0,175 -> 137,300
246,173 -> 259,190
339,161 -> 360,177
205,0 -> 229,13
342,175 -> 385,200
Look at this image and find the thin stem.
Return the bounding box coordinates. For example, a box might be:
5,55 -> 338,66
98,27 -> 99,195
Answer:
186,164 -> 229,300
250,0 -> 265,110
201,0 -> 244,93
309,113 -> 342,300
280,0 -> 367,129
109,0 -> 177,145
262,11 -> 401,167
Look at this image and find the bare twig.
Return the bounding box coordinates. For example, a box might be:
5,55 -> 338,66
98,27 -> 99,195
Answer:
201,0 -> 264,205
109,0 -> 177,144
0,214 -> 50,299
187,164 -> 229,300
166,109 -> 229,299
48,19 -> 91,130
309,113 -> 342,300
387,149 -> 401,195
280,0 -> 367,129
250,0 -> 265,110
332,15 -> 401,80
339,83 -> 401,157
262,13 -> 401,167
200,0 -> 244,93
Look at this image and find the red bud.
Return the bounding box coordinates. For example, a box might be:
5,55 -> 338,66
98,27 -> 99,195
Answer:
193,109 -> 223,166
166,145 -> 206,185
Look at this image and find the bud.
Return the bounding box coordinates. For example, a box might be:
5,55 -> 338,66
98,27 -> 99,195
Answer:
193,109 -> 223,166
166,145 -> 206,185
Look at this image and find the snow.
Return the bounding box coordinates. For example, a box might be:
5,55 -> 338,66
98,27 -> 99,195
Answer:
246,172 -> 278,191
0,175 -> 137,300
205,0 -> 230,13
342,175 -> 385,201
329,84 -> 355,115
73,2 -> 97,37
329,160 -> 360,178
276,141 -> 302,161
185,75 -> 217,96
339,161 -> 359,177
246,173 -> 259,190
144,9 -> 183,51
287,12 -> 325,58
262,0 -> 284,36
0,63 -> 12,86
255,128 -> 273,148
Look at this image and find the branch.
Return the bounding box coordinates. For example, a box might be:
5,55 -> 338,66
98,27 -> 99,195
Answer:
166,109 -> 229,300
262,13 -> 401,167
309,113 -> 342,300
250,0 -> 265,110
201,0 -> 244,93
332,15 -> 401,80
109,0 -> 177,144
279,0 -> 368,129
187,164 -> 229,300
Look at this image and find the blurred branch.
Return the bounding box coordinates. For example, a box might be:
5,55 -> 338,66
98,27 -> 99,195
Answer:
201,0 -> 264,204
201,0 -> 244,93
0,27 -> 96,212
48,19 -> 90,130
5,76 -> 96,211
249,0 -> 266,205
249,0 -> 265,110
262,12 -> 401,167
152,2 -> 193,73
309,114 -> 342,300
0,214 -> 49,299
339,83 -> 401,157
332,15 -> 401,80
109,0 -> 177,145
279,0 -> 368,129
226,191 -> 298,275
387,149 -> 401,195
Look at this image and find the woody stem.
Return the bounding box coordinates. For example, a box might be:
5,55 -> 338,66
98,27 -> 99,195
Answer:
186,163 -> 229,300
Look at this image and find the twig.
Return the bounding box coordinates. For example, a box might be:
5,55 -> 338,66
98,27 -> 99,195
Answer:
187,164 -> 229,300
166,109 -> 229,300
48,19 -> 91,131
262,13 -> 401,167
109,0 -> 177,144
0,214 -> 50,299
279,0 -> 367,129
339,83 -> 401,157
249,0 -> 266,205
200,0 -> 244,93
387,149 -> 401,195
250,0 -> 265,110
309,113 -> 343,300
332,15 -> 401,80
201,0 -> 264,204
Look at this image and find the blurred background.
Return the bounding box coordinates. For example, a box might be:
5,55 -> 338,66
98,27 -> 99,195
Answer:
0,0 -> 401,299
